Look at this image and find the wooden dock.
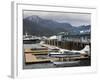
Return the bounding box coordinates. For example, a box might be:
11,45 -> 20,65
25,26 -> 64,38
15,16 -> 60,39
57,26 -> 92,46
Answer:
45,39 -> 90,50
24,48 -> 90,64
25,53 -> 51,64
24,48 -> 48,54
24,53 -> 89,64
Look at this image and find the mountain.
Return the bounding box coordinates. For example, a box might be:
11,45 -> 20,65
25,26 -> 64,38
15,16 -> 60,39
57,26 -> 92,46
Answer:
23,15 -> 91,36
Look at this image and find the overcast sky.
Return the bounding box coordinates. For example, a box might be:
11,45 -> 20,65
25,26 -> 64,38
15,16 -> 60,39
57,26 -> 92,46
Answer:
23,10 -> 91,27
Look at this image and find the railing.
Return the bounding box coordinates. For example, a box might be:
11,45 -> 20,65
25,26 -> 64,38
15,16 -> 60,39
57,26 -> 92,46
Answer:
61,38 -> 90,43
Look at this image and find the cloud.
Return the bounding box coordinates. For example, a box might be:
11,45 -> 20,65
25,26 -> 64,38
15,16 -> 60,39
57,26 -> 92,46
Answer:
23,10 -> 91,26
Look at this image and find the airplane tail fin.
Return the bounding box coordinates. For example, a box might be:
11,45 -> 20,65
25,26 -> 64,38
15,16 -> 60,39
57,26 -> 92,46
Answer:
81,45 -> 90,55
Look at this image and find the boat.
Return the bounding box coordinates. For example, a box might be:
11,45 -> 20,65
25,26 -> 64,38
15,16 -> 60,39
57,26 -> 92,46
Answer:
23,36 -> 41,44
52,60 -> 80,66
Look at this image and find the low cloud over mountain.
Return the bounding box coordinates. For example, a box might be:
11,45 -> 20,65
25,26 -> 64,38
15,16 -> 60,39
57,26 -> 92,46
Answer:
23,15 -> 91,36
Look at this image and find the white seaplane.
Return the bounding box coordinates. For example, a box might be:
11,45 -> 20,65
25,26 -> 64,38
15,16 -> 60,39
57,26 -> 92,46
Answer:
48,45 -> 90,66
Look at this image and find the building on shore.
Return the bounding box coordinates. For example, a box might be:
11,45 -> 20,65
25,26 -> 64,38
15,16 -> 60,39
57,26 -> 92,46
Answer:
23,33 -> 41,44
45,32 -> 91,50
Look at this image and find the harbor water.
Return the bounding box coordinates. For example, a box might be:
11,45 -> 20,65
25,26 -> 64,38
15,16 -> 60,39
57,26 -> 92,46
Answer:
23,44 -> 91,69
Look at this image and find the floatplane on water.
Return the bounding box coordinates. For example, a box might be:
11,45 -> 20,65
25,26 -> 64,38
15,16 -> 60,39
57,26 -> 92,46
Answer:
48,45 -> 90,66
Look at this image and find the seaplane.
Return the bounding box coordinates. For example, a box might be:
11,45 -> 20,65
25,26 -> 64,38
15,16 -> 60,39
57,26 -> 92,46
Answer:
48,45 -> 90,66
